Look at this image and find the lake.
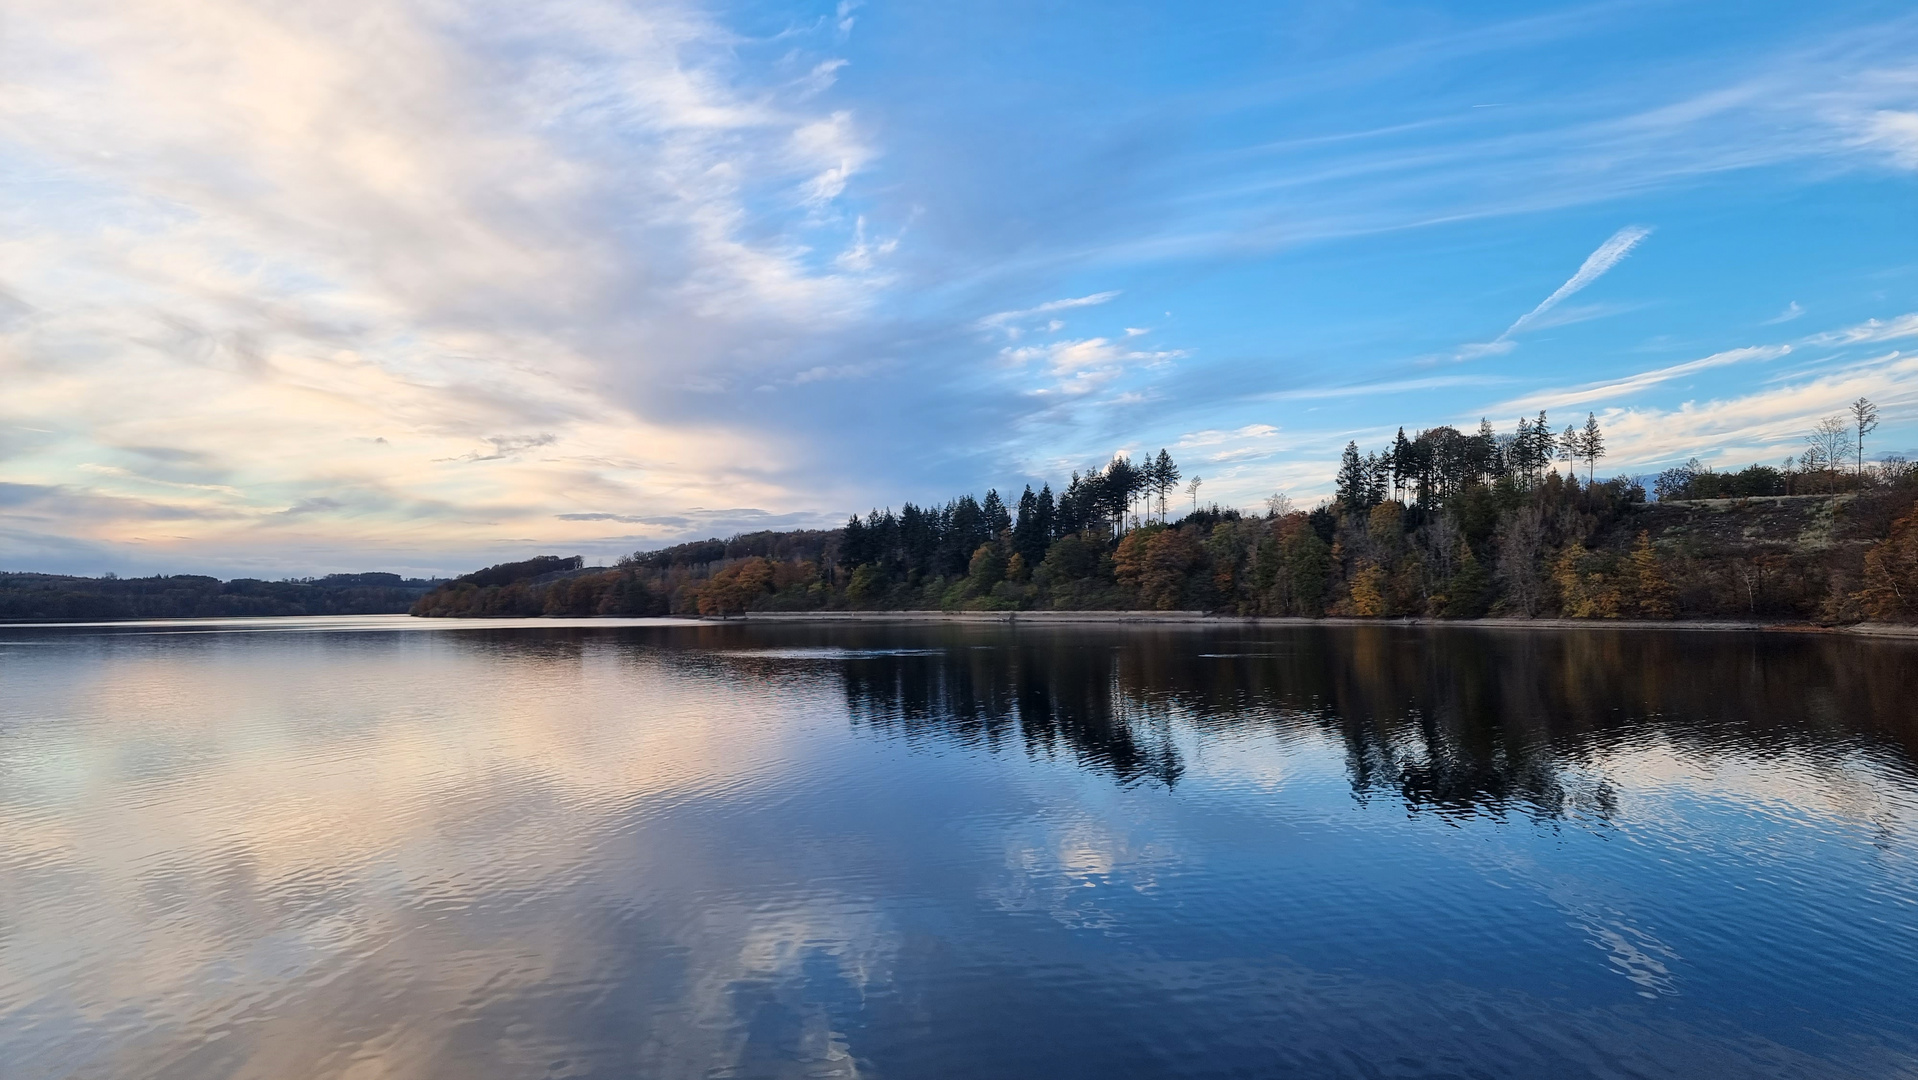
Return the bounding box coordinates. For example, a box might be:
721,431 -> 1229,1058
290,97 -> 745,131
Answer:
3,616 -> 1916,1079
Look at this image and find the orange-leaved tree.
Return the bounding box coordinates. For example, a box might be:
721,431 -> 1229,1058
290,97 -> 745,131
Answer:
695,557 -> 776,616
1855,505 -> 1918,621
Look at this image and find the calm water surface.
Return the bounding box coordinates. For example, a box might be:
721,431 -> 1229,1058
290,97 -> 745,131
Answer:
3,617 -> 1917,1079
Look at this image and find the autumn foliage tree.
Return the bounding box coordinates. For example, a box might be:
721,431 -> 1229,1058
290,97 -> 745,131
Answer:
1628,532 -> 1678,619
695,557 -> 776,616
1856,505 -> 1918,620
1114,525 -> 1205,609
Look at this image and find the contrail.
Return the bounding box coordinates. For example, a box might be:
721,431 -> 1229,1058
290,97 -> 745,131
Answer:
1501,225 -> 1652,339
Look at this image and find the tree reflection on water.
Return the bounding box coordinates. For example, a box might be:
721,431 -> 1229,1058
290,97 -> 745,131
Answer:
817,625 -> 1918,820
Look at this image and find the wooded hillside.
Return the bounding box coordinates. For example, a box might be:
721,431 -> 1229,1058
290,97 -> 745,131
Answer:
0,572 -> 444,622
410,436 -> 1918,625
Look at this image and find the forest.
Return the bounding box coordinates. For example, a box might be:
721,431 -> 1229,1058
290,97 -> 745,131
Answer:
0,571 -> 444,622
411,403 -> 1918,625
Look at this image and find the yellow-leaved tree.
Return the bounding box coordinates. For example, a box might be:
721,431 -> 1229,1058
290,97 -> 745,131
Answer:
1628,532 -> 1678,619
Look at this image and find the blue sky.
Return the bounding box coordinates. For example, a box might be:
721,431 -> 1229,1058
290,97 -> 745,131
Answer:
1,0 -> 1916,576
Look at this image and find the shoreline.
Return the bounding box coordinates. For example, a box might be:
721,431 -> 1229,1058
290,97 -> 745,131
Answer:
3,610 -> 1913,639
721,609 -> 1918,638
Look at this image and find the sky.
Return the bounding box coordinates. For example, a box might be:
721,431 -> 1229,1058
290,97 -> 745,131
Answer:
2,0 -> 1917,578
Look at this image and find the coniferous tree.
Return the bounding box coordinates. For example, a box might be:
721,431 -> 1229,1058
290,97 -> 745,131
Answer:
1852,397 -> 1879,476
983,489 -> 1011,538
1513,416 -> 1535,481
842,513 -> 872,569
1153,449 -> 1181,522
1476,418 -> 1500,484
1057,472 -> 1091,536
1579,412 -> 1606,484
1336,442 -> 1370,511
1102,456 -> 1146,530
1013,486 -> 1051,569
1366,452 -> 1391,507
1391,427 -> 1413,502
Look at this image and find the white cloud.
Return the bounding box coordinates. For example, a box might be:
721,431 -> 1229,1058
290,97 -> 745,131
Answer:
1265,375 -> 1511,401
835,0 -> 861,40
1176,425 -> 1279,448
1589,349 -> 1918,469
1803,312 -> 1918,346
1854,110 -> 1918,169
793,110 -> 872,205
978,291 -> 1121,336
1001,336 -> 1181,396
1490,346 -> 1787,415
1762,301 -> 1804,325
0,0 -> 887,572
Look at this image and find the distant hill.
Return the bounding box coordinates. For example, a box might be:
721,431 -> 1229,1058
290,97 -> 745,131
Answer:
0,571 -> 445,622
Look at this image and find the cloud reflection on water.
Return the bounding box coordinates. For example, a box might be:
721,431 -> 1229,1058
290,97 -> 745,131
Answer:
1,622 -> 1915,1078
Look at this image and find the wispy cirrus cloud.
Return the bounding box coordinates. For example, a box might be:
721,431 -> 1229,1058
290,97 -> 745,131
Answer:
1763,301 -> 1805,325
0,0 -> 892,573
978,292 -> 1122,338
1803,312 -> 1918,346
1576,349 -> 1918,470
1854,110 -> 1918,168
4,0 -> 1918,568
1490,345 -> 1787,415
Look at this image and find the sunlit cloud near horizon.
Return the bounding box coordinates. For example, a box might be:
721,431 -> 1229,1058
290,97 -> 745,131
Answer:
3,0 -> 1917,576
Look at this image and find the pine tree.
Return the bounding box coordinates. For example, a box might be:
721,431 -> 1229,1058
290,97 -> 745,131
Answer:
1101,456 -> 1145,531
1442,546 -> 1491,618
1580,412 -> 1606,484
1012,486 -> 1048,568
1852,397 -> 1879,477
841,513 -> 871,572
1154,449 -> 1181,522
1391,427 -> 1412,502
1366,452 -> 1391,507
982,489 -> 1011,538
1336,442 -> 1370,511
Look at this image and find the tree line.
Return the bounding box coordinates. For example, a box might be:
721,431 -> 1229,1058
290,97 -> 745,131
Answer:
411,404 -> 1918,625
1334,411 -> 1609,512
0,571 -> 443,622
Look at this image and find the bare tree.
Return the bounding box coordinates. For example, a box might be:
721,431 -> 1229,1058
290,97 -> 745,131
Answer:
1494,505 -> 1545,616
1264,491 -> 1294,518
1807,415 -> 1851,494
1186,476 -> 1203,514
1851,397 -> 1879,477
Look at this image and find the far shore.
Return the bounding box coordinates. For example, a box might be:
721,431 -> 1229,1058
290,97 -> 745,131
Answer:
716,609 -> 1918,638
